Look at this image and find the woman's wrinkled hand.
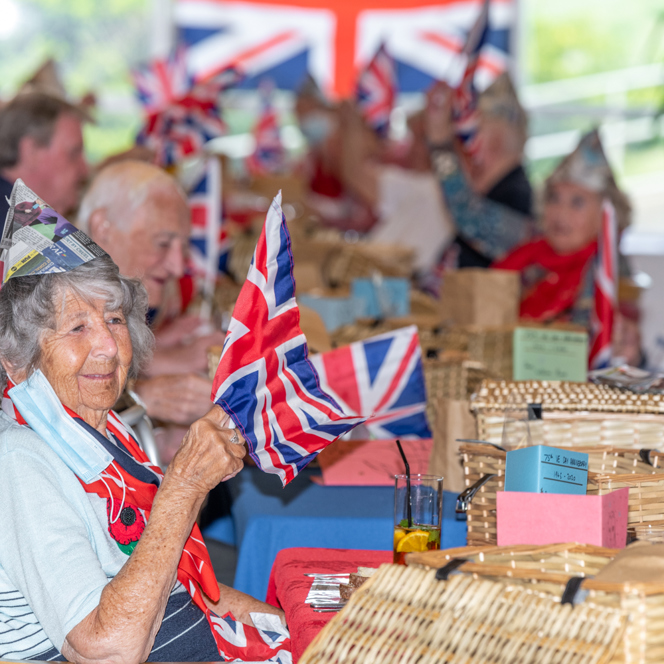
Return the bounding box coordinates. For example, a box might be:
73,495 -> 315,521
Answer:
424,81 -> 454,146
167,405 -> 246,496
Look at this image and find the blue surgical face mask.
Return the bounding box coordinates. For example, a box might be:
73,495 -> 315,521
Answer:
300,111 -> 334,146
9,369 -> 113,484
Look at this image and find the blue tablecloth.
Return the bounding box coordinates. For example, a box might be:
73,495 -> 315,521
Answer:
204,466 -> 467,601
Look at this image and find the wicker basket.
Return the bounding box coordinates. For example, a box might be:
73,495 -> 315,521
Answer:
299,562 -> 627,664
472,380 -> 664,449
461,442 -> 664,546
406,544 -> 664,664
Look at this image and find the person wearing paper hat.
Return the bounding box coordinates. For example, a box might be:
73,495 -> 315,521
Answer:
0,180 -> 289,662
424,72 -> 534,283
493,130 -> 641,363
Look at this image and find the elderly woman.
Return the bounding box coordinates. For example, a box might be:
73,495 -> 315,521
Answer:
0,182 -> 289,663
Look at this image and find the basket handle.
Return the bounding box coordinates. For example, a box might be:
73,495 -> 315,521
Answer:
456,473 -> 497,514
456,439 -> 506,452
435,558 -> 467,581
561,576 -> 586,606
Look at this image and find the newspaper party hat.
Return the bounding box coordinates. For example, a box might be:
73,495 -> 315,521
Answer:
479,72 -> 527,134
546,129 -> 632,229
0,179 -> 107,283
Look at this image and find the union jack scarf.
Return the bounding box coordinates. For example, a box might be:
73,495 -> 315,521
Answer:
3,382 -> 290,662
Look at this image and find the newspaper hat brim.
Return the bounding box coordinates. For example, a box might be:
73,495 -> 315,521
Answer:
546,129 -> 632,229
1,179 -> 108,283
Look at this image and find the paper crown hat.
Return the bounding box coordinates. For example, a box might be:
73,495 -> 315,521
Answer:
479,72 -> 527,130
546,129 -> 632,229
1,179 -> 107,283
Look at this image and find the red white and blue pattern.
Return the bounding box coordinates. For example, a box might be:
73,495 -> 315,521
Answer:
355,43 -> 396,136
211,193 -> 364,486
589,200 -> 618,370
133,48 -> 241,166
246,88 -> 286,175
310,326 -> 431,439
452,0 -> 490,157
174,0 -> 514,97
189,156 -> 230,286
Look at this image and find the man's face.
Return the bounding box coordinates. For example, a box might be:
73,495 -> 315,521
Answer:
22,114 -> 88,215
105,184 -> 191,308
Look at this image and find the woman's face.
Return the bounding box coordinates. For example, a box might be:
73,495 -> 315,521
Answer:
543,181 -> 603,255
38,291 -> 133,431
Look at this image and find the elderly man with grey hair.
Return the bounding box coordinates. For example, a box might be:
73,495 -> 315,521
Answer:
78,161 -> 226,461
0,92 -> 89,220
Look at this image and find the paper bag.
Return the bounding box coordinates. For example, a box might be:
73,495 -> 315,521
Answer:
427,398 -> 476,493
439,268 -> 520,326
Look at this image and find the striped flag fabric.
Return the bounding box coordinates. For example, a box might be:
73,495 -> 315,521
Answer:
355,42 -> 397,136
133,47 -> 241,167
188,156 -> 230,293
589,200 -> 618,369
246,86 -> 286,175
310,326 -> 431,439
452,0 -> 490,157
211,192 -> 365,486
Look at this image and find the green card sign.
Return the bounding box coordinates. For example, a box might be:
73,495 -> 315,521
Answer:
513,327 -> 589,382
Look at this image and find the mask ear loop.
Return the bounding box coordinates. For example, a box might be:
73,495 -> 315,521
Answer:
100,461 -> 127,524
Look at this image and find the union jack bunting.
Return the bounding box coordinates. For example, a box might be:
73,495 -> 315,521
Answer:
355,43 -> 397,136
189,156 -> 230,287
246,87 -> 286,175
133,47 -> 241,166
211,192 -> 365,486
452,0 -> 490,157
310,326 -> 431,439
589,200 -> 618,370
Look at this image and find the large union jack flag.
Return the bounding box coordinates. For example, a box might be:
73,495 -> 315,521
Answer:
589,200 -> 617,370
189,156 -> 230,288
174,0 -> 514,97
211,192 -> 364,485
310,326 -> 431,439
355,43 -> 396,136
452,0 -> 490,157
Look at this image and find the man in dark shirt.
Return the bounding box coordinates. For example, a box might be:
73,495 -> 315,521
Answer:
0,92 -> 88,227
426,73 -> 534,272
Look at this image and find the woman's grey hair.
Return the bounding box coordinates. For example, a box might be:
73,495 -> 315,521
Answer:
0,255 -> 154,391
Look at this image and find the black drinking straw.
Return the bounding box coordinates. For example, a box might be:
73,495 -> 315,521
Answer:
396,439 -> 412,528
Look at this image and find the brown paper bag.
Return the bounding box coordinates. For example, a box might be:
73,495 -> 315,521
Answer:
439,268 -> 520,326
594,542 -> 664,585
427,398 -> 476,493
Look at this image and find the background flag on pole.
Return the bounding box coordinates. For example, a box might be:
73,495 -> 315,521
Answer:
310,326 -> 431,439
246,84 -> 286,175
133,47 -> 240,166
211,192 -> 365,486
452,0 -> 490,157
589,200 -> 618,369
355,42 -> 397,137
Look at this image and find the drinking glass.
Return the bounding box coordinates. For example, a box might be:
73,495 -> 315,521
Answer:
393,474 -> 443,565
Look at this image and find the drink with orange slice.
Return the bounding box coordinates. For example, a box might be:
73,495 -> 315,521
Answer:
393,474 -> 443,565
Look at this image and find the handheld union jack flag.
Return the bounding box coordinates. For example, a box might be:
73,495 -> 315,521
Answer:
452,0 -> 490,157
589,200 -> 618,369
211,192 -> 365,485
189,156 -> 230,302
355,43 -> 397,137
310,326 -> 431,439
246,86 -> 286,175
133,47 -> 241,167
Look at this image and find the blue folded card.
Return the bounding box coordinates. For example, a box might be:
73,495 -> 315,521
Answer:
504,445 -> 588,495
351,278 -> 410,319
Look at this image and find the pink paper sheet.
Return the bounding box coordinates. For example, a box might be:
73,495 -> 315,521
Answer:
497,488 -> 629,548
314,438 -> 434,486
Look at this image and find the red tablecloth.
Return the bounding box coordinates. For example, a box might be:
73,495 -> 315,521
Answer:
266,548 -> 392,662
